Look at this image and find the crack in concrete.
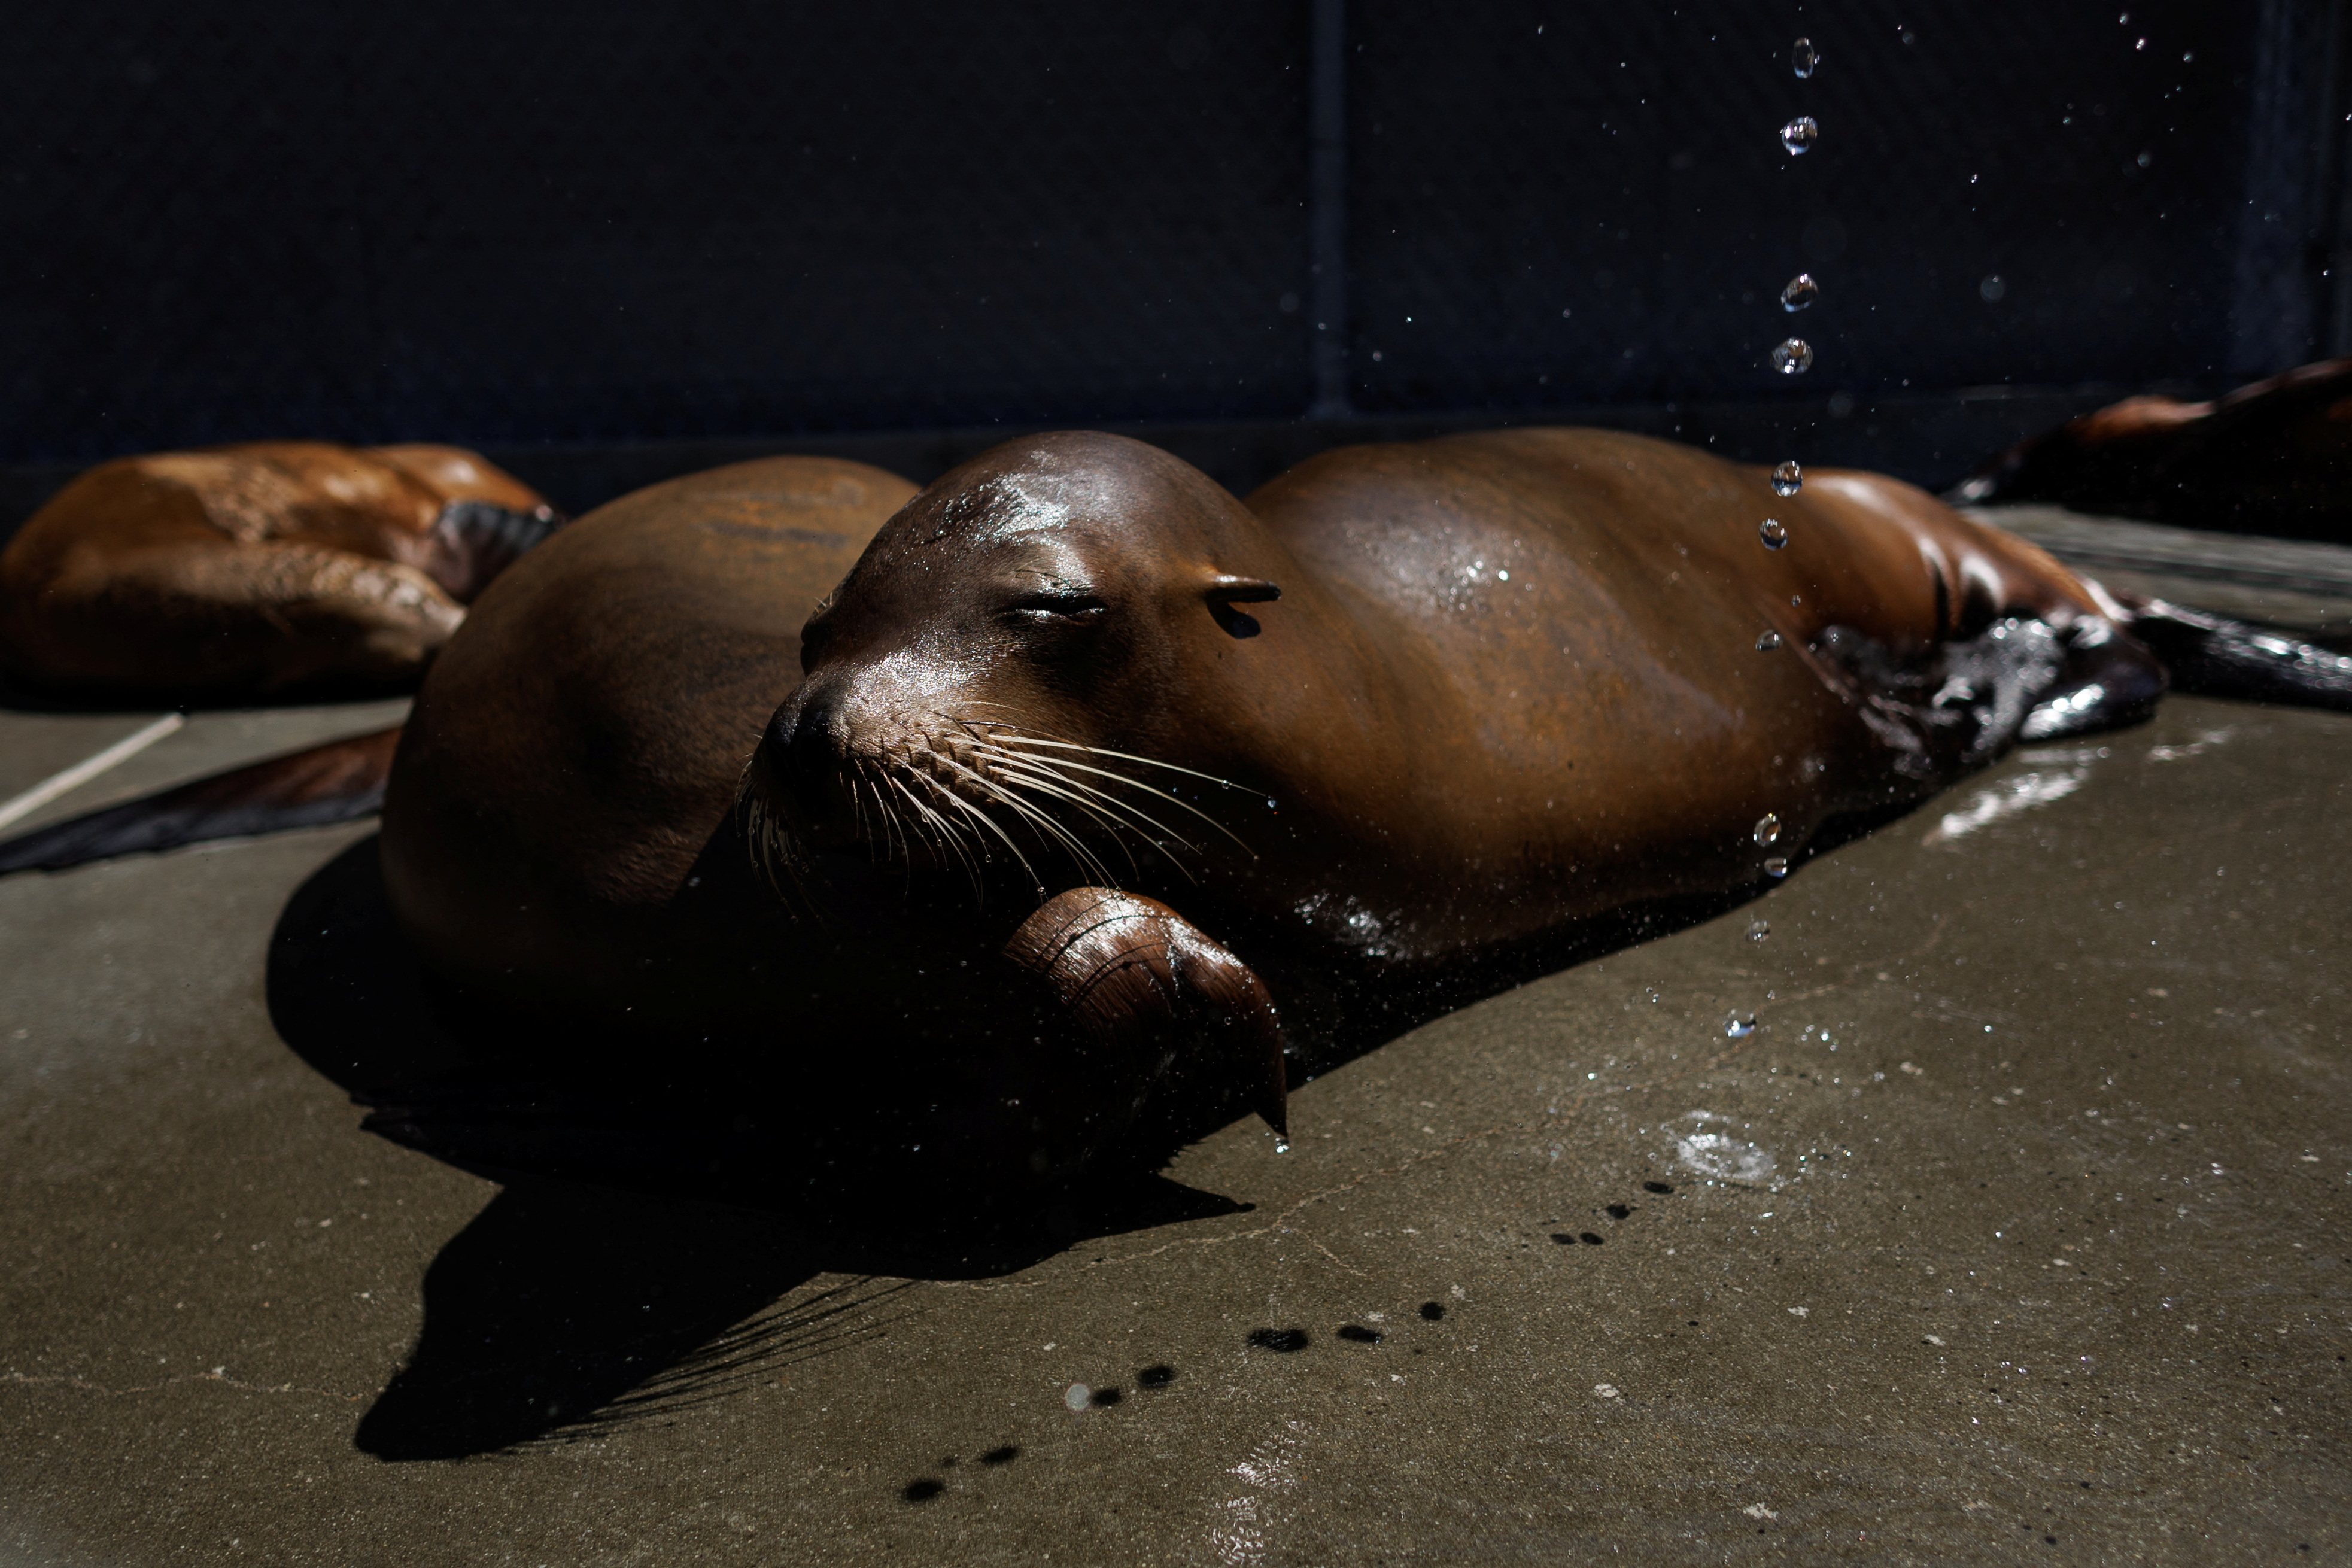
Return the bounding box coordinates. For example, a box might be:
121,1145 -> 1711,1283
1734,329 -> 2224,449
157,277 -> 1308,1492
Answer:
5,1368 -> 373,1403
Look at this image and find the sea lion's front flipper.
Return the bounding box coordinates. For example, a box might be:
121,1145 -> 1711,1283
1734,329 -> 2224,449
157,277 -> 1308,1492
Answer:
0,725 -> 402,876
1002,888 -> 1290,1147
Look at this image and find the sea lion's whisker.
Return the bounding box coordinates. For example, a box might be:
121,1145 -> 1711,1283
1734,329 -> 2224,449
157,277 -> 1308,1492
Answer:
987,747 -> 1250,856
985,732 -> 1259,793
979,764 -> 1148,880
927,772 -> 1049,898
967,770 -> 1125,887
927,749 -> 1117,880
981,756 -> 1184,868
887,773 -> 985,897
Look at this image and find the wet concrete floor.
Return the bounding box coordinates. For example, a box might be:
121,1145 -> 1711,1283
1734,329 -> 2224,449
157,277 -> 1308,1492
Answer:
2,609 -> 2346,1564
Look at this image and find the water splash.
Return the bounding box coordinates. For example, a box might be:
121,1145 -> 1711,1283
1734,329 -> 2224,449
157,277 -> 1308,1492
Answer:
1675,1113 -> 1781,1187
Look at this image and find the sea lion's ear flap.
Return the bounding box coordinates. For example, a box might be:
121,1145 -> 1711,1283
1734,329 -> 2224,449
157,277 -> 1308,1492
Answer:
1204,575 -> 1282,606
1204,576 -> 1281,638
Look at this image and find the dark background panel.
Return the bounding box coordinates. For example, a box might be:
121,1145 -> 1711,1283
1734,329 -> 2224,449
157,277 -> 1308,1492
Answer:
0,1 -> 1314,463
4,0 -> 2350,515
1346,0 -> 2252,412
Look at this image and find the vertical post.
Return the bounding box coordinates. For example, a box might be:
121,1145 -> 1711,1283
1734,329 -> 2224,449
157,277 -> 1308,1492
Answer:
2229,0 -> 2335,375
1308,0 -> 1350,418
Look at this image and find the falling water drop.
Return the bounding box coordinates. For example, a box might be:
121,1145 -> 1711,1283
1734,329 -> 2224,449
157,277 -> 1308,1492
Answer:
1274,1136 -> 1291,1154
1724,1011 -> 1759,1038
1755,630 -> 1785,652
1779,116 -> 1818,154
1772,460 -> 1803,496
1780,273 -> 1819,312
1763,856 -> 1791,879
1792,38 -> 1819,78
1753,812 -> 1783,847
1758,518 -> 1790,549
1771,338 -> 1815,375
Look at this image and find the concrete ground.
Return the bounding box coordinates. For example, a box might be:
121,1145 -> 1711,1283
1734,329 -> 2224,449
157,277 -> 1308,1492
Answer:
2,549 -> 2347,1564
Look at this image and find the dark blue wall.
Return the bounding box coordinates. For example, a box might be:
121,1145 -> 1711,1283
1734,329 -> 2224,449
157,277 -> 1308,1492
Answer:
0,2 -> 2320,470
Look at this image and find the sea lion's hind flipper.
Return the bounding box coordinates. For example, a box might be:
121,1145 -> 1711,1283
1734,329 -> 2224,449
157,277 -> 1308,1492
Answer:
1002,888 -> 1290,1147
2014,614 -> 2169,742
2113,597 -> 2352,712
424,500 -> 569,602
0,725 -> 401,875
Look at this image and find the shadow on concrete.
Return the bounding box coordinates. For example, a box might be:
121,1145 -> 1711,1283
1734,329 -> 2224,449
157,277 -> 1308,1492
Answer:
267,837 -> 1253,1460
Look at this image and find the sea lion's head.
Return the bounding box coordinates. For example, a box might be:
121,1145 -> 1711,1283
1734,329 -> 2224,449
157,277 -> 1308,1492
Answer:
742,432 -> 1287,894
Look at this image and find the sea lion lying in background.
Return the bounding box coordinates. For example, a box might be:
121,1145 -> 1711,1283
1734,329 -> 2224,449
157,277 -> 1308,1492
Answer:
0,441 -> 561,700
1957,357 -> 2352,543
10,429 -> 2349,1198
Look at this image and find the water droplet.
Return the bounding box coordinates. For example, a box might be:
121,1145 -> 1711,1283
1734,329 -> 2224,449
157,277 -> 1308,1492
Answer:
1792,37 -> 1819,78
1273,1136 -> 1291,1154
1755,630 -> 1784,651
1758,518 -> 1789,549
1770,338 -> 1815,375
1779,116 -> 1818,154
1780,273 -> 1819,312
1771,460 -> 1803,496
1763,856 -> 1791,879
1064,1383 -> 1091,1411
1790,594 -> 1802,607
1753,813 -> 1783,846
1724,1011 -> 1758,1038
1746,918 -> 1770,942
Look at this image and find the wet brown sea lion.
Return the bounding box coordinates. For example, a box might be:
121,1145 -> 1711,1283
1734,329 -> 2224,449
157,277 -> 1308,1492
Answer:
1958,357 -> 2352,543
0,441 -> 561,700
738,428 -> 2185,1006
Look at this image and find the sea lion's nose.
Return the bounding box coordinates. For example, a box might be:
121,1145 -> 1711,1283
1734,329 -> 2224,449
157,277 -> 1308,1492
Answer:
758,690 -> 850,822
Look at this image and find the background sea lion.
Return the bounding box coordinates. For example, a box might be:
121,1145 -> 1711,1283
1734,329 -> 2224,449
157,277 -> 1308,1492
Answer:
378,452 -> 1271,1194
1957,357 -> 2352,543
0,440 -> 561,700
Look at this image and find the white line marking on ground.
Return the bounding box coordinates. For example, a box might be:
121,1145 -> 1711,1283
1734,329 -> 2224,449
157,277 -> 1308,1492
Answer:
0,713 -> 186,832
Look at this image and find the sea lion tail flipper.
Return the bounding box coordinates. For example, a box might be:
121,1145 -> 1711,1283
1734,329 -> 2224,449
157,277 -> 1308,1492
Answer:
2111,595 -> 2352,712
1002,887 -> 1290,1147
425,499 -> 569,603
0,725 -> 402,875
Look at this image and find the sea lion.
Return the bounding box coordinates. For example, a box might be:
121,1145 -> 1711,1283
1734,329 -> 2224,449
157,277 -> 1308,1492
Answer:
1958,357 -> 2352,543
0,440 -> 561,700
744,427 -> 2172,976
